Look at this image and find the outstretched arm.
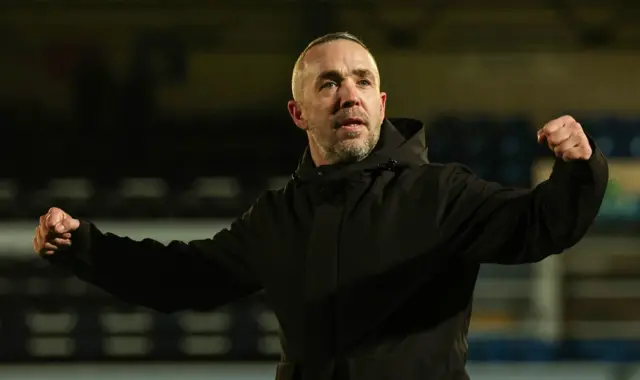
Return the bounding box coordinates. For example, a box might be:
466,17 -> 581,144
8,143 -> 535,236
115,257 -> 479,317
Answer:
436,115 -> 609,264
36,203 -> 266,313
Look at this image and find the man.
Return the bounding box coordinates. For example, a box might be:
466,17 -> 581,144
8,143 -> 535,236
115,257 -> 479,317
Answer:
34,32 -> 609,380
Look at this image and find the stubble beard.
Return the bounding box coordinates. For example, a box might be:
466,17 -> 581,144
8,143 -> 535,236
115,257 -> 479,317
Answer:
309,123 -> 381,165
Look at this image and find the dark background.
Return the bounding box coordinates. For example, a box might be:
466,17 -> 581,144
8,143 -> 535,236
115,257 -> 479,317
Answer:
0,1 -> 639,379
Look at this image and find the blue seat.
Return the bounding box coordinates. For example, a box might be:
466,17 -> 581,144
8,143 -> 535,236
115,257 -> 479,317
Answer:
469,338 -> 560,362
565,340 -> 640,362
428,114 -> 469,163
583,116 -> 620,157
614,118 -> 640,157
499,162 -> 530,186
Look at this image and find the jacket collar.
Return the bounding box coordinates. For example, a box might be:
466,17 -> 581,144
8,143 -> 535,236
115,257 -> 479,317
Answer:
292,117 -> 428,182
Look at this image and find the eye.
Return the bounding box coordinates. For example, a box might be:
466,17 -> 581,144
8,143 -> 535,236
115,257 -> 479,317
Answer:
358,79 -> 372,86
320,81 -> 337,89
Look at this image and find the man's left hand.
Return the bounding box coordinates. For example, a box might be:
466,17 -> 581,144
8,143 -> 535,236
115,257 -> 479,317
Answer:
537,115 -> 593,161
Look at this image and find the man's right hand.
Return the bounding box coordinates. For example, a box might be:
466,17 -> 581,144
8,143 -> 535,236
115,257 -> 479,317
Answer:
33,207 -> 80,256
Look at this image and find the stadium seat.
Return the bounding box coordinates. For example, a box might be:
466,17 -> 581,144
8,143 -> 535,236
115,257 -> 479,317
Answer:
179,176 -> 243,217
43,178 -> 94,217
0,179 -> 20,218
113,177 -> 170,218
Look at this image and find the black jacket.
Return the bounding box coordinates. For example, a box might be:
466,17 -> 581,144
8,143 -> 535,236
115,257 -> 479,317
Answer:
45,118 -> 609,380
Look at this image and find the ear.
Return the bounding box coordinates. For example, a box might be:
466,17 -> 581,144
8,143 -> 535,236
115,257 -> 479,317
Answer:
287,100 -> 307,131
379,92 -> 387,120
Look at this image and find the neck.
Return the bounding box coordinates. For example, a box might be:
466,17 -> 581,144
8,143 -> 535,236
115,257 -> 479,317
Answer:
309,142 -> 331,167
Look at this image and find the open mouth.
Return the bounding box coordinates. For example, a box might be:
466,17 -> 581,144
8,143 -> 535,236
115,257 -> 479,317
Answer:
338,118 -> 366,131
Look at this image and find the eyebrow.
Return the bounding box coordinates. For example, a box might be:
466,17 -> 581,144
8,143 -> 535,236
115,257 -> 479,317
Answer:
316,68 -> 376,84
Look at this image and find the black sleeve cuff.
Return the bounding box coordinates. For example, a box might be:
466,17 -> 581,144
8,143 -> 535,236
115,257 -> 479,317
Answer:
42,219 -> 94,268
550,134 -> 608,184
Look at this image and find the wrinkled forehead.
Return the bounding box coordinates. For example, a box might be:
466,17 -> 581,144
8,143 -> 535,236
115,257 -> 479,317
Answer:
302,40 -> 380,81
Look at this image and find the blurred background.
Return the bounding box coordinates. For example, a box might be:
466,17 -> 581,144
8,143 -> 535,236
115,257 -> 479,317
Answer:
1,0 -> 640,379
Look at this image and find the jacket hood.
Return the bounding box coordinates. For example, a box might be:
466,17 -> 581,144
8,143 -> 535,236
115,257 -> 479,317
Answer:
292,117 -> 428,182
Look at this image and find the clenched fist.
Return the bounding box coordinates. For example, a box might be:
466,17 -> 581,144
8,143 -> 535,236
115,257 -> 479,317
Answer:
537,115 -> 592,161
33,207 -> 80,255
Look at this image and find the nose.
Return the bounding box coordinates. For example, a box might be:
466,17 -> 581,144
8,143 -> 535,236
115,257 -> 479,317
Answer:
338,80 -> 361,109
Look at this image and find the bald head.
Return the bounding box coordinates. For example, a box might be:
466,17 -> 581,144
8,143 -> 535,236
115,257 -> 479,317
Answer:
291,32 -> 379,102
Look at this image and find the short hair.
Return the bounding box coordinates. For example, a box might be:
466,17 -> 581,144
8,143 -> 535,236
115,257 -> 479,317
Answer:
291,32 -> 371,100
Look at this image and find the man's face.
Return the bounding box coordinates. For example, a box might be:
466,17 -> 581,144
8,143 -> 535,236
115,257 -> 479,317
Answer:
288,40 -> 387,165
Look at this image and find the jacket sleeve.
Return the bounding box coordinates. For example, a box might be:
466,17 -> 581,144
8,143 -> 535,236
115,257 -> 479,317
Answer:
43,202 -> 266,313
436,140 -> 609,264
